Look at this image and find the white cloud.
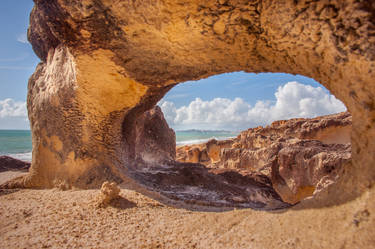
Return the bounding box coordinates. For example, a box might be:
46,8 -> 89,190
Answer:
159,81 -> 346,130
0,98 -> 27,118
159,100 -> 177,125
0,98 -> 29,129
16,33 -> 28,44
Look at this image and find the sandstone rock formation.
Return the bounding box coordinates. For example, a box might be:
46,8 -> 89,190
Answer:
0,156 -> 30,172
95,181 -> 121,208
274,140 -> 350,203
243,111 -> 352,145
177,112 -> 352,203
177,112 -> 351,164
130,160 -> 289,210
133,108 -> 290,210
176,139 -> 233,164
3,0 -> 374,212
135,106 -> 176,163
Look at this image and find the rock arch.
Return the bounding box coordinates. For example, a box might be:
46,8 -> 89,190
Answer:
6,0 -> 375,208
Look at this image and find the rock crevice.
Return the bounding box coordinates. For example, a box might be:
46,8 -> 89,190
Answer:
177,112 -> 352,204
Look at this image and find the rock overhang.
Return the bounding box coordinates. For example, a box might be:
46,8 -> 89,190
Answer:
3,0 -> 374,211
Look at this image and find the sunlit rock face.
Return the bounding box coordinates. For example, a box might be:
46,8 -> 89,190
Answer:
6,0 -> 374,213
177,112 -> 352,204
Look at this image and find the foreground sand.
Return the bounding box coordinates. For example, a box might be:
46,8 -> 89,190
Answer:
0,172 -> 374,249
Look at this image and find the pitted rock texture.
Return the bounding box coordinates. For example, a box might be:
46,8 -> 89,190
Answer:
223,140 -> 351,204
6,0 -> 375,212
177,112 -> 351,164
177,139 -> 233,164
177,112 -> 352,203
132,107 -> 289,210
275,141 -> 350,203
238,111 -> 352,146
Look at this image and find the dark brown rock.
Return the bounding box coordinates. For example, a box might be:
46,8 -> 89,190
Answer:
130,161 -> 290,211
135,106 -> 176,163
0,156 -> 30,173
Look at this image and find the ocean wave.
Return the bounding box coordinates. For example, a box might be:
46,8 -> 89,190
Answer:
176,136 -> 236,146
1,136 -> 236,161
4,152 -> 32,162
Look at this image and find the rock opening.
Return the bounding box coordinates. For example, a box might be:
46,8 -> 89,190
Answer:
3,0 -> 374,211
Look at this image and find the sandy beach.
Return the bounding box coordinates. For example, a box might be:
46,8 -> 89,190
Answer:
1,171 -> 374,249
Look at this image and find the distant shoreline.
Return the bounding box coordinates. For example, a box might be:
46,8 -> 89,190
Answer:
176,136 -> 236,146
0,129 -> 239,162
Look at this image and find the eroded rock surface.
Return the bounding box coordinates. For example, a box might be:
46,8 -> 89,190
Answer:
177,112 -> 352,203
135,106 -> 176,163
132,109 -> 289,210
130,161 -> 290,210
0,1 -> 373,246
4,0 -> 374,213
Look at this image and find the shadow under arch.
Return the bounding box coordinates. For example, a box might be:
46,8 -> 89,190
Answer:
121,72 -> 353,211
4,0 -> 373,216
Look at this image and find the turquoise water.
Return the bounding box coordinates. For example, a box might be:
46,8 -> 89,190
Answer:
175,130 -> 238,145
0,129 -> 238,162
0,130 -> 32,161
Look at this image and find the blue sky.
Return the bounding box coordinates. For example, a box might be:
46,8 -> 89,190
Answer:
164,72 -> 322,108
0,1 -> 346,130
0,0 -> 38,102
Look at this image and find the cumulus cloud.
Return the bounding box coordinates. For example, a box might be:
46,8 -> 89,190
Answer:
159,81 -> 346,130
0,98 -> 27,118
0,98 -> 29,129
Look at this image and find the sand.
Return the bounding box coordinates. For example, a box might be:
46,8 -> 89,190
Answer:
0,171 -> 374,249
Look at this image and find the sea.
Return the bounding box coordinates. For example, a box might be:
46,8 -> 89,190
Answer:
0,130 -> 32,162
0,129 -> 238,162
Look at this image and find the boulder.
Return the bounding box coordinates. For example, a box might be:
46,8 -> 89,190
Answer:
0,156 -> 30,172
95,181 -> 121,207
273,140 -> 351,204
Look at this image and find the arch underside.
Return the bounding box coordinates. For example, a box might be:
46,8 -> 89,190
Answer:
4,0 -> 375,211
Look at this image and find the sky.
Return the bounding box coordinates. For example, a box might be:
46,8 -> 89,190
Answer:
160,80 -> 346,131
0,1 -> 346,131
0,0 -> 39,129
